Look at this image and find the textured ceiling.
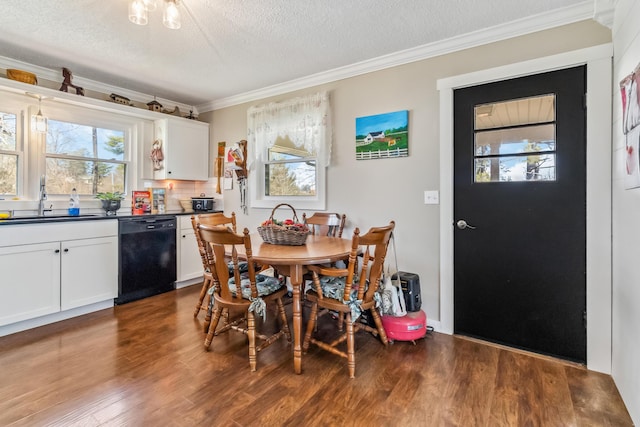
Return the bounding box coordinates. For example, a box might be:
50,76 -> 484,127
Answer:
0,0 -> 589,108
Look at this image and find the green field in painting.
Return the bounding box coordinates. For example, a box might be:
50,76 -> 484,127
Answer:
356,131 -> 408,153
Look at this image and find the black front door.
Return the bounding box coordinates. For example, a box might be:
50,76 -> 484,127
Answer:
453,66 -> 587,363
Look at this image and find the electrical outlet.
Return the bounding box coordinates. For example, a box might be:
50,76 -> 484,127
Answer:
424,190 -> 439,205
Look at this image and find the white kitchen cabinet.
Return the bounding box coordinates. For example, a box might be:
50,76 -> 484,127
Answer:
0,242 -> 61,326
61,236 -> 118,310
153,118 -> 210,181
0,220 -> 118,328
177,215 -> 203,283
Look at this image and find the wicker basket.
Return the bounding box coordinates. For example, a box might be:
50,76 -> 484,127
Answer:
257,203 -> 309,245
6,69 -> 37,85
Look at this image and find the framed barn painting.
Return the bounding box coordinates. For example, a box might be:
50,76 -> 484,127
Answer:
355,110 -> 408,160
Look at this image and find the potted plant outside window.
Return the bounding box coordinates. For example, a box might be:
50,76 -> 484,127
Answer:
95,192 -> 125,216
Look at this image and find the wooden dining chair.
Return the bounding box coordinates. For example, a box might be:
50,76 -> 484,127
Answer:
198,223 -> 291,371
302,212 -> 346,237
303,221 -> 395,378
191,212 -> 237,327
301,211 -> 347,281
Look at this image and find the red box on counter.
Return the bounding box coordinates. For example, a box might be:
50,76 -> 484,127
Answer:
132,190 -> 151,215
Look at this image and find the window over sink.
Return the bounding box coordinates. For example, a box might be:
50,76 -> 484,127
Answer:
44,118 -> 126,196
0,91 -> 139,202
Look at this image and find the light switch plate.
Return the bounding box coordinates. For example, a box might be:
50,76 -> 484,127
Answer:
424,190 -> 439,205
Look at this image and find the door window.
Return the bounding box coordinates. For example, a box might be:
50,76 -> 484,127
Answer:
473,95 -> 556,182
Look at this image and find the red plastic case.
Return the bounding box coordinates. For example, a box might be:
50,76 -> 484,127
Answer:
381,310 -> 427,342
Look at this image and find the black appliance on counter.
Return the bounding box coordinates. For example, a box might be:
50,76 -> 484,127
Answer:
191,196 -> 215,212
116,215 -> 177,304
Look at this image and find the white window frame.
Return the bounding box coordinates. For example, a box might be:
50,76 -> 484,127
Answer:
0,94 -> 26,197
34,102 -> 136,200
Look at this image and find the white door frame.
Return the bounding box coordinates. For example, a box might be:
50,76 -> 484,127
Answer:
437,43 -> 613,374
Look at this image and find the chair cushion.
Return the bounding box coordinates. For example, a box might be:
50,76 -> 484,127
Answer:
315,275 -> 364,300
228,274 -> 283,299
317,276 -> 347,300
227,261 -> 248,274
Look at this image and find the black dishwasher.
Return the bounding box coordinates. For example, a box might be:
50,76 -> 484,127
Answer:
116,216 -> 177,304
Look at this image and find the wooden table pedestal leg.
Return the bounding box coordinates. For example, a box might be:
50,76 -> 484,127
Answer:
290,264 -> 303,374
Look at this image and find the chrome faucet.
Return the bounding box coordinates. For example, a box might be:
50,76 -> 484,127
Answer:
38,175 -> 52,216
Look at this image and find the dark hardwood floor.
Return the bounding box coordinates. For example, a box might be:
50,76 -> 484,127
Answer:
0,284 -> 632,426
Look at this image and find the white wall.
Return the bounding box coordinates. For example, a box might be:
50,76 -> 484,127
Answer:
611,0 -> 640,423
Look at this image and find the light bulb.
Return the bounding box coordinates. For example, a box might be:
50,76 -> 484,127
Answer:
163,0 -> 181,29
129,0 -> 148,25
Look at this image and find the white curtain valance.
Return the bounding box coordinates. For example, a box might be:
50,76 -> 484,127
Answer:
247,91 -> 332,168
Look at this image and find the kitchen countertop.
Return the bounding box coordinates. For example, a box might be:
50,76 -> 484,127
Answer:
0,210 -> 221,226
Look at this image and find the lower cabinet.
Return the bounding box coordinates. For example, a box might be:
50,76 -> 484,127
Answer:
177,215 -> 204,282
0,220 -> 118,328
61,236 -> 118,310
0,241 -> 61,326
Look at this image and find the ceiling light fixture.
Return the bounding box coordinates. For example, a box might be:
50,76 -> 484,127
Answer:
129,0 -> 180,29
31,96 -> 48,134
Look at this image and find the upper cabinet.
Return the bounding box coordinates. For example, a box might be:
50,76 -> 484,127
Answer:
153,118 -> 210,181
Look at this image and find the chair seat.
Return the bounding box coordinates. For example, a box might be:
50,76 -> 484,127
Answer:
310,274 -> 365,300
306,289 -> 377,312
315,275 -> 347,300
228,274 -> 283,299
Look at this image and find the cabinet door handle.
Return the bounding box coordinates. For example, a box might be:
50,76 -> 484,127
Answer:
55,249 -> 60,253
63,248 -> 69,253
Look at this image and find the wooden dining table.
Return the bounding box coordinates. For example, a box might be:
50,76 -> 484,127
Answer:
246,233 -> 353,374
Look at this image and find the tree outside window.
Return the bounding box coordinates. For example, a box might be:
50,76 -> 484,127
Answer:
266,136 -> 316,196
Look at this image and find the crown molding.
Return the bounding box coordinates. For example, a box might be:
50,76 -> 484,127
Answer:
593,0 -> 616,29
0,56 -> 197,114
0,77 -> 209,126
199,0 -> 595,112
